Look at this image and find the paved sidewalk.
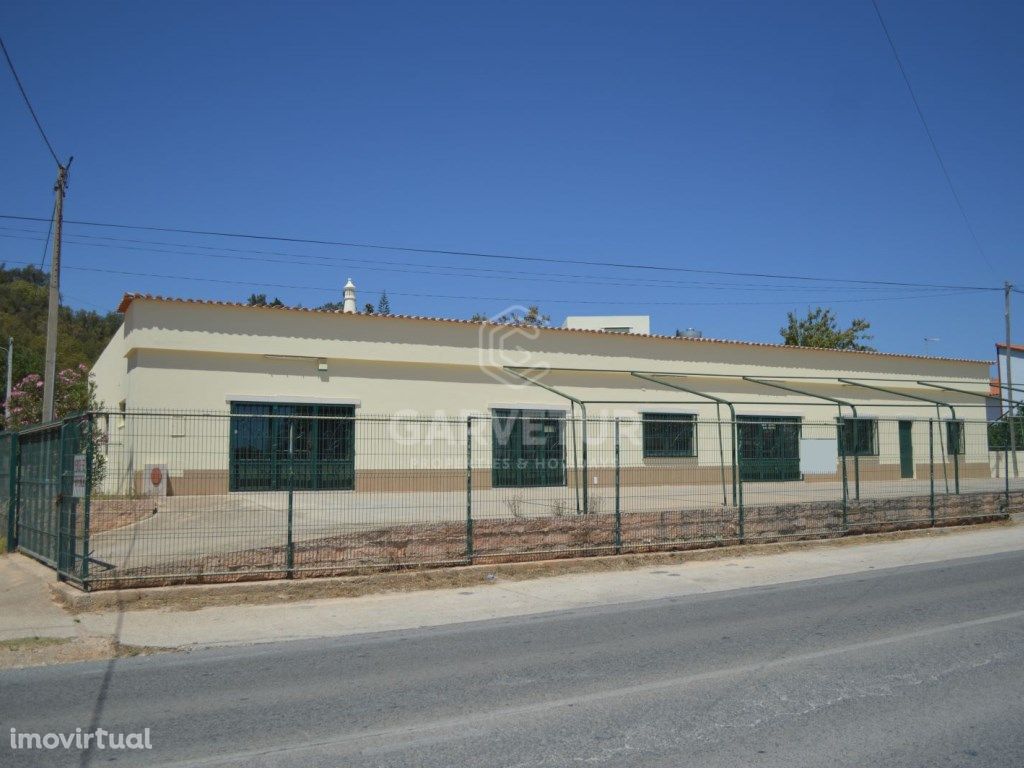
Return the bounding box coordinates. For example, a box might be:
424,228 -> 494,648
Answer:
5,521 -> 1023,663
76,521 -> 1024,650
0,555 -> 79,642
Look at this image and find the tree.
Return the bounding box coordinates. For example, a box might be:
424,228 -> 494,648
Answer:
5,363 -> 107,490
0,264 -> 122,412
363,303 -> 375,314
376,291 -> 391,315
780,308 -> 874,351
247,293 -> 283,307
472,306 -> 550,327
988,404 -> 1024,449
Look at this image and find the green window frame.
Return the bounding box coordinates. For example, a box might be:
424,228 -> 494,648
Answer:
229,402 -> 355,491
946,420 -> 965,456
642,413 -> 697,458
491,409 -> 566,488
838,418 -> 877,457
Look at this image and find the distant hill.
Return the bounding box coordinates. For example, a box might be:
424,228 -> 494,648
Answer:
0,264 -> 122,407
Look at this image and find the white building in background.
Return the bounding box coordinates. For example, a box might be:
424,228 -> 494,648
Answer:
996,342 -> 1023,417
90,288 -> 996,497
563,315 -> 650,335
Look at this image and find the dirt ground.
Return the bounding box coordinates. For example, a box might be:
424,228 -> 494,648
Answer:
0,634 -> 169,670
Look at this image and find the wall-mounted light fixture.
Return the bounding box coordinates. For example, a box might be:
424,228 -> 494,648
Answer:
263,354 -> 329,373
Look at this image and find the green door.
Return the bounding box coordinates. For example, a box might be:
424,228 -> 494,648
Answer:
736,416 -> 801,482
898,421 -> 914,479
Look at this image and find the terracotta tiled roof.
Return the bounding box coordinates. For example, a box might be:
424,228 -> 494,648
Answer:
115,293 -> 992,365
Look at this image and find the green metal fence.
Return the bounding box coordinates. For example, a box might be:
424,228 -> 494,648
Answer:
5,410 -> 1022,590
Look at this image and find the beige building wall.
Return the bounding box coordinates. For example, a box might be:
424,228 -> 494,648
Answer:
89,297 -> 995,493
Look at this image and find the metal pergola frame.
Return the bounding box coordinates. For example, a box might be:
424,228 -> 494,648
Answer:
919,380 -> 1020,479
501,366 -> 976,511
742,376 -> 862,500
837,378 -> 958,493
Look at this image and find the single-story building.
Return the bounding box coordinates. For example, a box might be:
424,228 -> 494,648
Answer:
90,290 -> 998,498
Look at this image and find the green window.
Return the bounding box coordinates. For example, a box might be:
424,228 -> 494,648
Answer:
838,418 -> 877,457
229,402 -> 355,491
491,409 -> 566,488
946,420 -> 965,456
642,413 -> 696,457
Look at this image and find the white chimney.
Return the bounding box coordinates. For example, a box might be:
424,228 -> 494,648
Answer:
342,278 -> 356,313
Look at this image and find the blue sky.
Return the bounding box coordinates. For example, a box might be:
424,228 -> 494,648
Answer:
1,1 -> 1022,360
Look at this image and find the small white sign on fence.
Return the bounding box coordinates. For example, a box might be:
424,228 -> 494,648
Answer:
72,454 -> 87,499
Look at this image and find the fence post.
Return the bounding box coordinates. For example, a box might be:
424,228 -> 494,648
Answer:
614,419 -> 621,555
928,419 -> 935,525
5,433 -> 16,552
952,424 -> 961,495
55,421 -> 69,581
81,416 -> 93,588
1005,424 -> 1011,514
466,416 -> 473,562
853,424 -> 861,502
286,419 -> 295,577
734,421 -> 744,543
838,418 -> 848,532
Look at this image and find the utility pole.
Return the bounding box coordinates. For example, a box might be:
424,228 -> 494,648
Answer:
41,159 -> 71,423
4,336 -> 12,425
1006,281 -> 1018,478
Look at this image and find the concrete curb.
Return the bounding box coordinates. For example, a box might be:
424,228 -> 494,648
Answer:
50,517 -> 1015,614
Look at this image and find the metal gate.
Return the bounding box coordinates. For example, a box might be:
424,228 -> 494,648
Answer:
14,417 -> 89,582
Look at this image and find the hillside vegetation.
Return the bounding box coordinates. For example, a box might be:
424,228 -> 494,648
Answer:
0,264 -> 122,406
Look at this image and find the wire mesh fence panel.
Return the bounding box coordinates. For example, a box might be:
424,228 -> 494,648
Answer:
468,414 -> 614,561
618,417 -> 739,551
86,411 -> 473,585
14,423 -> 63,567
3,410 -> 1018,590
931,419 -> 1023,523
738,419 -> 845,542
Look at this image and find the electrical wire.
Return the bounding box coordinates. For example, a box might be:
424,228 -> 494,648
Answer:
869,0 -> 996,277
0,226 -> 951,292
0,257 -> 986,308
0,213 -> 1003,292
0,35 -> 61,166
36,202 -> 55,270
0,231 -> 969,297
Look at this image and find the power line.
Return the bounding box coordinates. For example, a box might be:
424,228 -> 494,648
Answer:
0,35 -> 61,166
0,257 -> 986,308
869,0 -> 996,277
36,202 -> 55,269
0,213 -> 1005,292
0,230 -> 969,297
1,226 -> 949,292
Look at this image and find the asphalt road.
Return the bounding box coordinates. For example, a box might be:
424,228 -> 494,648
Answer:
3,550 -> 1023,768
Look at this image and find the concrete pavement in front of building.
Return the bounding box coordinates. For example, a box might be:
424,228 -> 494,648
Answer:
75,519 -> 1024,651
